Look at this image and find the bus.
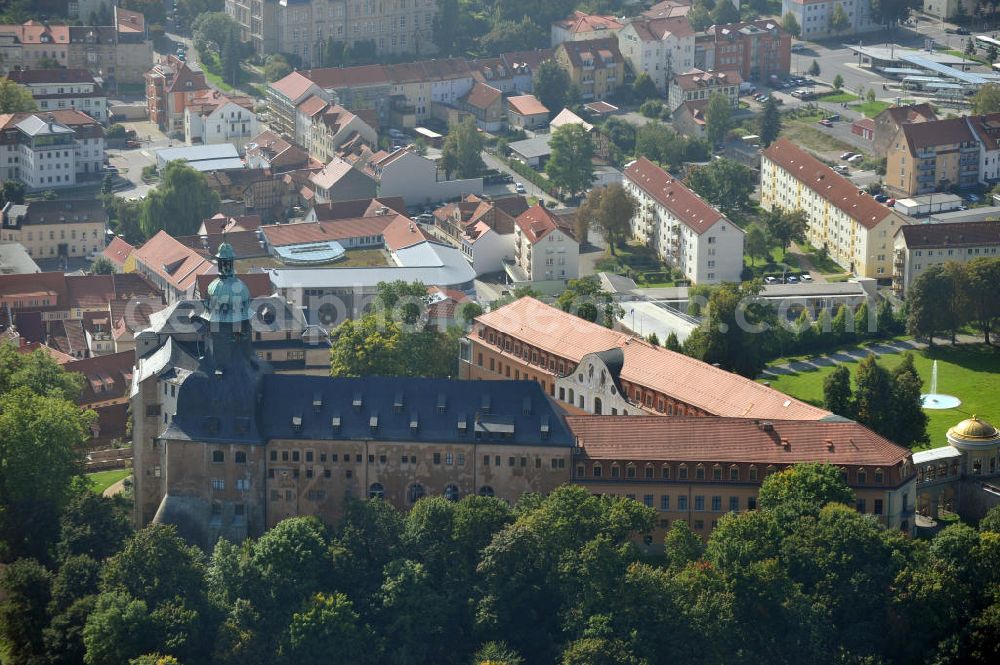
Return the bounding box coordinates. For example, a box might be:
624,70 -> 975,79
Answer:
975,35 -> 1000,52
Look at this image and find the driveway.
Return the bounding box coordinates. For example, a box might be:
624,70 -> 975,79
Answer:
482,151 -> 558,206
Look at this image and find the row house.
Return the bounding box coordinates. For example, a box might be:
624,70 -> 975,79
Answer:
6,68 -> 108,124
694,20 -> 791,83
892,220 -> 1000,295
296,97 -> 377,164
761,138 -> 908,278
1,198 -> 106,260
471,49 -> 553,95
267,72 -> 330,140
623,157 -> 744,284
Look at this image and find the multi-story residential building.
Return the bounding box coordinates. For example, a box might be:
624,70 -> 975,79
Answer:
554,38 -> 625,101
0,110 -> 105,191
550,11 -> 624,47
780,0 -> 880,40
761,138 -> 909,278
462,297 -> 832,421
922,0 -> 978,20
884,117 -> 981,196
872,104 -> 937,156
6,68 -> 108,123
507,204 -> 579,287
892,220 -> 1000,295
962,112 -> 1000,185
309,157 -> 377,203
295,98 -> 376,164
666,68 -> 741,112
184,90 -> 259,152
0,20 -> 70,72
1,199 -> 107,260
245,129 -> 315,172
433,194 -> 527,275
267,72 -> 330,140
623,157 -> 744,284
617,14 -> 694,92
455,81 -> 505,132
225,0 -> 436,65
694,20 -> 791,83
144,56 -> 210,134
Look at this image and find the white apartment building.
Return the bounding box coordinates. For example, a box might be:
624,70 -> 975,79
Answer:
780,0 -> 880,40
6,68 -> 108,123
184,91 -> 259,152
362,147 -> 483,208
761,138 -> 908,279
0,111 -> 105,192
616,14 -> 694,92
666,68 -> 742,112
623,157 -> 744,284
892,221 -> 1000,295
508,204 -> 580,286
226,0 -> 437,65
460,221 -> 515,276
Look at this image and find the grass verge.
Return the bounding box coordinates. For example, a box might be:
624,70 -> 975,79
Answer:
87,468 -> 130,494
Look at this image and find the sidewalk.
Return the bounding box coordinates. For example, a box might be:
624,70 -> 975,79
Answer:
760,334 -> 982,378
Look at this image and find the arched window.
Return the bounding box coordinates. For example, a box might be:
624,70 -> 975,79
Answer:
626,463 -> 636,479
874,468 -> 884,483
408,483 -> 425,504
661,464 -> 671,479
235,451 -> 247,464
678,464 -> 688,480
368,483 -> 385,499
578,395 -> 585,409
695,464 -> 705,480
479,486 -> 495,497
645,463 -> 654,480
748,465 -> 758,481
212,450 -> 224,463
444,484 -> 460,501
729,465 -> 739,481
611,463 -> 621,478
712,464 -> 722,480
593,463 -> 602,478
594,397 -> 603,415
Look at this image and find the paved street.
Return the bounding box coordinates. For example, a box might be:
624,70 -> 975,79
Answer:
481,151 -> 558,206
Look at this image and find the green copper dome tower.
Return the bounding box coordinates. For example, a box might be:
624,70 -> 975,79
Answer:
204,240 -> 253,364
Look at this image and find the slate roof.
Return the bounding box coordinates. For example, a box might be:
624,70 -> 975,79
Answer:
257,376 -> 574,446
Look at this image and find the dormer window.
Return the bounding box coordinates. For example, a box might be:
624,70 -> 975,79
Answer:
291,415 -> 302,433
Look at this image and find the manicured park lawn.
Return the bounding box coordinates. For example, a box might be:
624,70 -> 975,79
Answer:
816,91 -> 858,103
762,344 -> 1000,450
86,469 -> 131,494
849,100 -> 891,118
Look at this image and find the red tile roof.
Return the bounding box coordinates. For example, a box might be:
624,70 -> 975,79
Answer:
65,275 -> 114,310
474,297 -> 831,421
624,157 -> 728,234
0,272 -> 69,310
200,213 -> 262,235
673,68 -> 742,91
557,38 -> 624,69
102,236 -> 134,267
132,230 -> 216,293
296,94 -> 329,118
507,94 -> 549,117
260,216 -> 395,247
553,11 -> 624,33
270,71 -> 319,102
382,215 -> 432,251
630,15 -> 694,41
462,81 -> 503,110
515,204 -> 566,244
116,7 -> 145,34
66,350 -> 135,406
566,416 -> 911,466
310,197 -> 407,221
761,138 -> 898,230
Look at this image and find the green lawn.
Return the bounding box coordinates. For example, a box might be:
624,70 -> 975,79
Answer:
595,242 -> 673,285
782,117 -> 857,154
816,91 -> 858,103
762,344 -> 1000,449
849,100 -> 891,118
86,469 -> 131,494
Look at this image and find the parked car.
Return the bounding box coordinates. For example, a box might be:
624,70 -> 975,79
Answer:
847,154 -> 865,164
833,165 -> 849,174
827,113 -> 841,122
514,182 -> 526,193
764,276 -> 779,284
956,27 -> 971,35
874,194 -> 889,203
965,193 -> 982,203
786,275 -> 800,284
886,198 -> 896,207
801,274 -> 813,282
417,213 -> 434,223
818,119 -> 833,127
840,152 -> 856,160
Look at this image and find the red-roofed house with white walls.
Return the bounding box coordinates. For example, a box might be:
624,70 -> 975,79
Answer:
507,204 -> 579,290
623,157 -> 744,284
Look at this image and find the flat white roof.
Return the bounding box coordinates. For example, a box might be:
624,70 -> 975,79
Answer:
913,446 -> 962,464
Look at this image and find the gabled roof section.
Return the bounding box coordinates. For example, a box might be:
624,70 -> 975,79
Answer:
102,236 -> 135,267
624,157 -> 728,235
461,81 -> 503,110
761,138 -> 898,230
507,94 -> 550,117
557,37 -> 624,68
133,230 -> 216,292
899,117 -> 974,155
383,214 -> 432,251
877,103 -> 937,127
553,11 -> 624,33
566,416 -> 910,466
165,61 -> 208,94
270,71 -> 320,102
515,204 -> 565,244
898,220 -> 1000,248
673,68 -> 742,90
296,94 -> 329,118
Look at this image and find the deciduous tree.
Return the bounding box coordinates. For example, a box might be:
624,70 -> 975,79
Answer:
0,77 -> 36,113
823,364 -> 854,418
686,158 -> 755,216
759,96 -> 782,147
761,208 -> 808,252
533,60 -> 571,117
545,123 -> 595,196
782,12 -> 801,38
441,117 -> 485,179
704,92 -> 732,146
139,161 -> 220,238
853,355 -> 894,438
974,83 -> 1000,114
631,72 -> 659,102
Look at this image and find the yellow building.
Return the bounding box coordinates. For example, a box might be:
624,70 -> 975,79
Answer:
884,117 -> 980,197
554,38 -> 625,101
1,199 -> 107,261
761,138 -> 909,278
